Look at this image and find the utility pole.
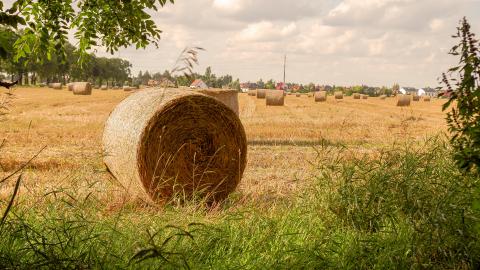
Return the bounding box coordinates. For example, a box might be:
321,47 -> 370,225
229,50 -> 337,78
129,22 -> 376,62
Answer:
283,54 -> 286,84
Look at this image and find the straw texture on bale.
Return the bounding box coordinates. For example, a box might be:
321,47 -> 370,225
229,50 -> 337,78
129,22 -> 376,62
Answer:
248,90 -> 256,96
266,90 -> 285,106
314,91 -> 327,102
103,88 -> 247,204
67,83 -> 74,91
256,89 -> 267,99
334,91 -> 344,99
424,96 -> 431,102
101,85 -> 108,90
412,95 -> 420,101
362,95 -> 368,100
51,83 -> 62,90
379,95 -> 387,100
72,82 -> 92,95
397,95 -> 411,107
194,89 -> 239,116
353,93 -> 361,99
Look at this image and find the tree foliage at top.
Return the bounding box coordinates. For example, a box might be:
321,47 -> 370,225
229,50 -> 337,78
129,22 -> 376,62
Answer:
442,17 -> 480,173
0,0 -> 174,65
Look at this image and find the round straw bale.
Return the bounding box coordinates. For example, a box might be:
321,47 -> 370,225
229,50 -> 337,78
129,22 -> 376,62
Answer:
296,93 -> 301,97
103,88 -> 247,204
47,83 -> 53,88
193,89 -> 239,116
67,83 -> 74,91
266,90 -> 285,106
397,94 -> 411,107
424,96 -> 431,102
307,93 -> 313,98
334,91 -> 344,99
353,93 -> 361,99
248,90 -> 256,96
256,89 -> 267,99
379,95 -> 387,100
314,91 -> 327,102
72,82 -> 92,95
39,83 -> 46,87
101,85 -> 108,90
362,95 -> 368,100
412,95 -> 420,101
123,86 -> 132,92
51,83 -> 62,90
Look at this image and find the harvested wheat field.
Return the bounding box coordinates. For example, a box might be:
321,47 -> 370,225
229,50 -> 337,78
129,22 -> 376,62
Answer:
0,88 -> 448,208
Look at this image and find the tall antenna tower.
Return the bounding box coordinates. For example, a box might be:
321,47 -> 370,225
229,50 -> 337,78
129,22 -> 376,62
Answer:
283,54 -> 286,84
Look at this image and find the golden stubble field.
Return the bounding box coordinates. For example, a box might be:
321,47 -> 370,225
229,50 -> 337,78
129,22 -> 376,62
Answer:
0,88 -> 448,211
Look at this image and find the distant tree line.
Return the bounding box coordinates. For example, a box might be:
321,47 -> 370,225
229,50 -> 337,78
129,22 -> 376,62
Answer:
134,66 -> 242,90
0,27 -> 132,87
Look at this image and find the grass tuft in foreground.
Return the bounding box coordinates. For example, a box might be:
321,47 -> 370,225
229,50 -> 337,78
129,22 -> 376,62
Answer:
0,138 -> 479,269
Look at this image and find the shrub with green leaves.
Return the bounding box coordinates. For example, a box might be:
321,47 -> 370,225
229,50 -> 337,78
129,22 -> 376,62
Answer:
441,17 -> 480,173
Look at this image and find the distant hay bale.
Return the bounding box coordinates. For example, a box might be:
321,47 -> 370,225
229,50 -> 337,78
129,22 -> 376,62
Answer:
314,91 -> 327,102
123,86 -> 132,92
194,89 -> 239,116
296,93 -> 301,97
424,96 -> 431,102
101,85 -> 108,90
412,95 -> 420,101
67,83 -> 74,91
397,95 -> 411,107
307,93 -> 313,98
353,93 -> 361,99
51,83 -> 62,90
102,88 -> 247,204
379,95 -> 387,100
362,95 -> 368,100
39,83 -> 46,87
266,90 -> 285,106
248,90 -> 256,96
72,82 -> 92,95
334,91 -> 343,99
256,89 -> 267,99
47,83 -> 53,88
287,92 -> 293,96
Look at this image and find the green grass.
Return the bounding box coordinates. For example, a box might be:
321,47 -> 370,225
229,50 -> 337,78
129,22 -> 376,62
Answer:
1,138 -> 479,269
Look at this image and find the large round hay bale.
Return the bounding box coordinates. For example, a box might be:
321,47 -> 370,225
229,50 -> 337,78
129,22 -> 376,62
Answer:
103,88 -> 247,204
123,86 -> 132,92
194,89 -> 239,116
51,83 -> 62,90
412,95 -> 420,101
397,95 -> 411,107
256,89 -> 267,99
379,95 -> 387,100
315,91 -> 327,102
266,90 -> 285,106
72,82 -> 92,95
353,93 -> 361,99
424,96 -> 431,102
248,90 -> 256,96
101,85 -> 108,90
67,83 -> 74,91
334,91 -> 344,99
362,95 -> 368,100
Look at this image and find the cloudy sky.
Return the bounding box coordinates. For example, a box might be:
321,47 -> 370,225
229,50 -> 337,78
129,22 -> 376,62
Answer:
33,0 -> 480,87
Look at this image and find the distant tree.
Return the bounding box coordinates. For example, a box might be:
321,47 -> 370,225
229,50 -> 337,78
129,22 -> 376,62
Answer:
392,83 -> 400,95
256,79 -> 265,89
265,79 -> 275,89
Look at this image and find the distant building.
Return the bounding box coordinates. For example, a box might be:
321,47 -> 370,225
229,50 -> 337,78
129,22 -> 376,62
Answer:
240,82 -> 257,92
401,87 -> 418,95
147,79 -> 159,87
423,87 -> 438,97
190,79 -> 208,89
276,82 -> 287,90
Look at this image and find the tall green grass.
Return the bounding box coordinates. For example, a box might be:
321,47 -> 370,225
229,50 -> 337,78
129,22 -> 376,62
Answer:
0,138 -> 479,269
